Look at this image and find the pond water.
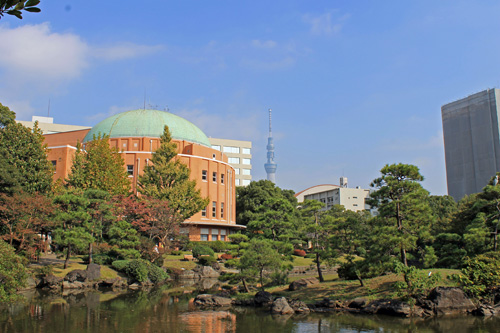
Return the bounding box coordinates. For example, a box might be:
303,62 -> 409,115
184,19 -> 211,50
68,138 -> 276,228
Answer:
2,287 -> 500,333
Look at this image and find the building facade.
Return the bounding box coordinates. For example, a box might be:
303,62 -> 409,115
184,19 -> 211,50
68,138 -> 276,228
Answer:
208,138 -> 252,186
442,88 -> 500,200
295,178 -> 371,212
39,109 -> 245,241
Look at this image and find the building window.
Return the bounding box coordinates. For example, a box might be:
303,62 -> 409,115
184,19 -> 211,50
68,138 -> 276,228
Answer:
211,228 -> 218,241
242,158 -> 251,165
212,172 -> 217,183
353,204 -> 358,207
223,146 -> 240,154
353,196 -> 358,199
242,179 -> 250,186
235,179 -> 240,186
211,145 -> 221,151
221,203 -> 224,218
201,228 -> 209,241
201,207 -> 207,217
212,202 -> 217,218
235,168 -> 240,175
220,235 -> 226,241
202,170 -> 207,181
242,168 -> 251,175
127,165 -> 134,176
242,148 -> 251,155
228,157 -> 240,164
221,229 -> 226,241
221,174 -> 225,184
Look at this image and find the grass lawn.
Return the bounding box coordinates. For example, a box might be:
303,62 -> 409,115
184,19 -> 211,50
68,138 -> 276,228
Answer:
268,268 -> 460,303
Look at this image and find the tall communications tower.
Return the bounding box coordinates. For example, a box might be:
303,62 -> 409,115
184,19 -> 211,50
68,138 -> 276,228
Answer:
264,108 -> 277,183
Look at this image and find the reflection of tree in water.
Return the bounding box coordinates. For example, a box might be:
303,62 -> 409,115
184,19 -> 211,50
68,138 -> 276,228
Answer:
3,289 -> 500,332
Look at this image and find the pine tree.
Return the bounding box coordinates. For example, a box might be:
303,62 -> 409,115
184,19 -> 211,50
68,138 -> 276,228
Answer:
138,126 -> 208,220
0,108 -> 53,195
66,134 -> 130,196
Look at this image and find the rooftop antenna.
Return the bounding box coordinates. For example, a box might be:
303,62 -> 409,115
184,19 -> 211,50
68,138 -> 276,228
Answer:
47,98 -> 51,117
143,89 -> 146,110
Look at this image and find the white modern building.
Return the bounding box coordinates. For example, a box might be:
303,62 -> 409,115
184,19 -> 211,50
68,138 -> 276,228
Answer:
295,177 -> 371,212
208,138 -> 252,186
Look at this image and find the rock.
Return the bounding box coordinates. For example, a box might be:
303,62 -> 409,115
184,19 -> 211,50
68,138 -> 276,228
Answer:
86,264 -> 101,281
194,294 -> 233,307
62,281 -> 85,289
288,277 -> 319,291
472,304 -> 500,316
129,282 -> 141,289
254,291 -> 273,306
192,265 -> 220,279
348,298 -> 368,309
426,287 -> 476,315
363,299 -> 412,317
288,299 -> 310,313
271,297 -> 294,315
20,276 -> 38,290
65,269 -> 87,282
38,274 -> 63,289
314,298 -> 344,309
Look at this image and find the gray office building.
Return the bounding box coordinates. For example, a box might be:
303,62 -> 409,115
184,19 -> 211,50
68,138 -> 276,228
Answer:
442,88 -> 500,200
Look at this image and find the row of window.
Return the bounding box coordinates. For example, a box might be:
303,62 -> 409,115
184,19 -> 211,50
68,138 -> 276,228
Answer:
200,228 -> 227,241
234,168 -> 251,175
201,201 -> 225,219
235,179 -> 251,186
201,170 -> 225,184
211,145 -> 251,155
228,157 -> 251,165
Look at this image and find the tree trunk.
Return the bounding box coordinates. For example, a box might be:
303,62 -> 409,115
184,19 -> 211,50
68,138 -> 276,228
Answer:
316,252 -> 324,282
64,244 -> 71,269
241,278 -> 250,293
88,242 -> 93,264
401,246 -> 408,267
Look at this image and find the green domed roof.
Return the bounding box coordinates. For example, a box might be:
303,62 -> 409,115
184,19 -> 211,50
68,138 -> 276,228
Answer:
83,109 -> 211,147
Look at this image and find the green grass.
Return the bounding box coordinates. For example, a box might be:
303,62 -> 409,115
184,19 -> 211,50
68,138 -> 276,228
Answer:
268,268 -> 461,303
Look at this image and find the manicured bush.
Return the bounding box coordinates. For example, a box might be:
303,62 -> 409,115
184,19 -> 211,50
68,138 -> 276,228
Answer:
198,255 -> 217,266
112,259 -> 168,283
112,260 -> 130,272
147,263 -> 168,283
220,253 -> 233,260
192,244 -> 214,258
125,259 -> 149,282
170,250 -> 183,256
453,252 -> 500,299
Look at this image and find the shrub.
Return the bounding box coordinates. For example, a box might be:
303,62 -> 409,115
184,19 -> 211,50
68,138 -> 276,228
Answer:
393,262 -> 441,304
112,260 -> 130,272
90,253 -> 114,265
293,249 -> 306,257
192,245 -> 214,258
125,260 -> 149,282
304,253 -> 316,259
0,241 -> 27,302
112,259 -> 168,283
452,252 -> 500,299
198,255 -> 217,266
147,263 -> 168,283
170,250 -> 183,256
220,253 -> 233,260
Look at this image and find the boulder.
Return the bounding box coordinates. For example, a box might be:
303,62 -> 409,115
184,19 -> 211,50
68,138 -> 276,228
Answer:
348,298 -> 368,309
254,291 -> 273,306
193,265 -> 220,279
288,299 -> 310,313
65,269 -> 87,282
271,297 -> 294,315
472,304 -> 500,317
20,276 -> 39,290
194,294 -> 233,307
288,277 -> 319,291
426,287 -> 476,315
362,299 -> 412,317
86,264 -> 101,281
38,274 -> 63,289
314,298 -> 344,309
62,281 -> 85,289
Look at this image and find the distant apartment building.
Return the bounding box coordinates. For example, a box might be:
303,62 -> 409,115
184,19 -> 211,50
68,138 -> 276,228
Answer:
442,88 -> 500,200
208,138 -> 252,186
295,177 -> 371,212
17,116 -> 91,134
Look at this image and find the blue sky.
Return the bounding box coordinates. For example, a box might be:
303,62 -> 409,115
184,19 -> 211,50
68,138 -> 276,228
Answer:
1,1 -> 500,195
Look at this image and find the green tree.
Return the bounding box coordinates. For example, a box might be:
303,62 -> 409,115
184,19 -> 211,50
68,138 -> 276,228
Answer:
247,196 -> 297,241
138,126 -> 208,220
0,103 -> 15,128
67,135 -> 130,196
0,118 -> 53,195
368,163 -> 433,267
236,179 -> 298,226
239,238 -> 284,291
108,220 -> 141,259
0,241 -> 27,303
52,189 -> 94,268
0,0 -> 41,20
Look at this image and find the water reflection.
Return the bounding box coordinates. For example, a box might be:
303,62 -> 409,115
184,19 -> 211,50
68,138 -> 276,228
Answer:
1,288 -> 500,332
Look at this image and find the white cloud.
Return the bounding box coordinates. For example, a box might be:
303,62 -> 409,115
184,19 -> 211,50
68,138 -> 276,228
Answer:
241,56 -> 295,70
251,39 -> 277,49
0,23 -> 89,81
303,11 -> 350,36
93,43 -> 165,60
85,105 -> 132,123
